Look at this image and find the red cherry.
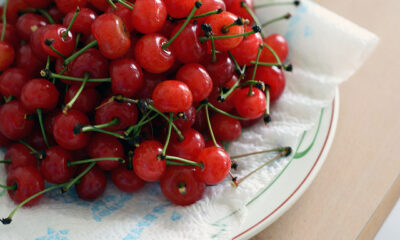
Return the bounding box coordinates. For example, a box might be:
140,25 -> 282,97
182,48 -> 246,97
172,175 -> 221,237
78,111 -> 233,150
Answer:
54,0 -> 88,14
111,166 -> 146,193
40,146 -> 76,184
44,109 -> 62,139
240,115 -> 262,128
88,0 -> 109,11
29,25 -> 49,61
152,80 -> 193,113
234,87 -> 266,119
167,128 -> 205,161
75,165 -> 107,201
0,41 -> 15,71
4,143 -> 38,172
131,0 -> 167,34
3,0 -> 29,25
160,166 -> 205,206
48,7 -> 64,24
230,26 -> 263,66
16,44 -> 46,77
87,133 -> 124,171
193,107 -> 208,134
63,8 -> 97,35
134,71 -> 165,99
0,23 -> 19,48
64,85 -> 101,113
132,140 -> 165,182
20,78 -> 59,113
209,74 -> 239,112
134,33 -> 175,74
106,3 -> 134,33
227,0 -> 254,24
27,127 -> 55,150
246,66 -> 285,101
211,113 -> 242,141
176,64 -> 213,102
53,110 -> 91,150
92,13 -> 131,59
16,13 -> 48,41
0,68 -> 30,99
173,106 -> 196,131
23,0 -> 51,8
157,19 -> 176,38
196,0 -> 226,16
41,24 -> 76,58
195,146 -> 231,185
110,58 -> 143,97
261,34 -> 290,63
95,97 -> 139,131
201,52 -> 235,87
164,0 -> 196,19
7,166 -> 45,206
0,101 -> 34,140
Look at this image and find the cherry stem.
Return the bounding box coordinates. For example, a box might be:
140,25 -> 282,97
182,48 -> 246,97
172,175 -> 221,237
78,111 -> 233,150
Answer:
42,71 -> 111,83
221,17 -> 244,34
79,118 -> 124,139
240,1 -> 265,38
205,104 -> 218,147
262,13 -> 291,28
124,110 -> 155,137
231,146 -> 290,159
166,161 -> 193,167
199,26 -> 261,43
210,35 -> 217,63
208,103 -> 248,120
107,0 -> 117,9
44,39 -> 67,59
64,40 -> 98,66
162,1 -> 201,50
0,183 -> 16,190
254,1 -> 300,9
146,105 -> 184,141
116,0 -> 134,10
232,147 -> 292,187
249,44 -> 264,96
165,156 -> 203,168
3,95 -> 13,103
1,0 -> 8,41
37,108 -> 50,148
263,42 -> 282,66
68,157 -> 124,167
219,73 -> 242,101
63,73 -> 89,114
171,8 -> 223,22
264,86 -> 271,124
0,159 -> 11,164
61,162 -> 96,193
19,140 -> 43,159
63,7 -> 80,39
161,113 -> 174,156
127,151 -> 134,170
75,33 -> 81,50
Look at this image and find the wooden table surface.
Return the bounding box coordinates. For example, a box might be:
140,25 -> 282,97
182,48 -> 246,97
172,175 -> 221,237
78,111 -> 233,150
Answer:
253,0 -> 400,239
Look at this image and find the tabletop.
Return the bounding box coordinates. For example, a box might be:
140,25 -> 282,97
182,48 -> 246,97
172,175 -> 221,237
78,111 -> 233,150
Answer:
253,0 -> 400,239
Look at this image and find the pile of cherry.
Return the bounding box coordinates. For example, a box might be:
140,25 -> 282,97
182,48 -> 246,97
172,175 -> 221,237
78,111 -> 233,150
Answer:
0,0 -> 297,224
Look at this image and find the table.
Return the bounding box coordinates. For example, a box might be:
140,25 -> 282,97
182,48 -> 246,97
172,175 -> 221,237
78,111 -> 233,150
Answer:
253,0 -> 400,239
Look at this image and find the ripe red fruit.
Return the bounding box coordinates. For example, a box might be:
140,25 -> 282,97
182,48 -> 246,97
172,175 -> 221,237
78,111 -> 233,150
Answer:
4,143 -> 38,172
41,24 -> 76,58
208,74 -> 239,112
167,128 -> 205,161
40,146 -> 76,184
131,0 -> 167,34
0,101 -> 34,140
234,87 -> 267,119
63,8 -> 97,35
15,13 -> 47,42
230,26 -> 263,66
196,0 -> 226,16
75,165 -> 107,201
106,3 -> 134,33
0,41 -> 15,71
111,166 -> 146,193
261,34 -> 290,63
173,106 -> 196,131
0,68 -> 30,99
87,134 -> 124,171
29,25 -> 49,60
164,0 -> 197,19
227,0 -> 254,24
176,64 -> 213,102
211,113 -> 242,141
134,71 -> 165,99
202,52 -> 235,87
64,85 -> 101,113
152,80 -> 193,113
54,0 -> 88,14
110,58 -> 143,97
20,78 -> 59,114
132,140 -> 165,182
246,66 -> 286,102
195,147 -> 231,185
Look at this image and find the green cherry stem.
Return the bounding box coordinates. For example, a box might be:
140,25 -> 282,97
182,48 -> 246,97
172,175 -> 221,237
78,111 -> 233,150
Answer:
41,71 -> 111,83
219,72 -> 242,101
107,0 -> 117,9
171,8 -> 223,22
263,42 -> 282,66
75,33 -> 81,50
127,151 -> 134,170
254,0 -> 300,9
161,113 -> 174,156
61,162 -> 96,193
264,85 -> 271,124
19,140 -> 45,160
208,103 -> 248,120
199,26 -> 261,43
146,105 -> 184,141
3,95 -> 13,103
165,156 -> 203,168
221,17 -> 244,34
230,146 -> 291,159
205,104 -> 218,147
44,39 -> 67,59
162,1 -> 202,51
227,51 -> 243,75
0,159 -> 11,164
249,44 -> 264,96
1,0 -> 9,41
262,13 -> 291,28
63,73 -> 89,113
240,1 -> 265,38
124,111 -> 158,138
210,35 -> 217,63
0,183 -> 16,190
68,157 -> 124,167
64,40 -> 98,66
63,7 -> 80,39
78,119 -> 124,139
35,8 -> 55,24
166,161 -> 193,167
116,0 -> 134,10
37,108 -> 50,148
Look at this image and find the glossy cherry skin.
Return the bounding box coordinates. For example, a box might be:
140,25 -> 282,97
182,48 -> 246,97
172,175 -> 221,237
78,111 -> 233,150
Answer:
171,22 -> 207,64
131,0 -> 166,34
87,133 -> 124,171
174,106 -> 196,131
40,146 -> 76,184
205,11 -> 245,51
75,165 -> 107,201
16,44 -> 46,77
211,113 -> 242,141
132,140 -> 165,182
230,26 -> 263,66
23,0 -> 51,8
111,166 -> 146,193
4,143 -> 38,172
227,0 -> 254,24
41,24 -> 76,58
92,13 -> 131,59
16,13 -> 48,41
234,87 -> 267,119
196,0 -> 226,16
64,85 -> 101,113
134,33 -> 175,74
209,74 -> 239,112
176,64 -> 213,102
167,128 -> 205,161
152,80 -> 193,113
110,58 -> 143,97
195,146 -> 231,185
106,3 -> 134,33
53,110 -> 91,150
7,166 -> 44,206
20,78 -> 59,113
0,41 -> 15,71
134,71 -> 165,99
202,52 -> 235,87
55,0 -> 88,14
164,0 -> 196,18
246,66 -> 286,101
0,101 -> 34,140
161,166 -> 205,206
261,34 -> 290,63
95,97 -> 139,131
0,68 -> 30,99
29,25 -> 49,61
63,8 -> 97,35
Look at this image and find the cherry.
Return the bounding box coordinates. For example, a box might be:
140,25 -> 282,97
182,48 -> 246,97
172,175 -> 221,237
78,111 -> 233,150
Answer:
111,166 -> 146,193
63,8 -> 97,35
40,146 -> 76,184
152,80 -> 193,113
95,97 -> 138,131
194,146 -> 231,185
196,0 -> 226,16
193,107 -> 208,133
29,25 -> 49,61
234,87 -> 266,119
16,45 -> 46,78
48,7 -> 64,24
2,0 -> 29,25
0,101 -> 34,140
170,21 -> 207,64
20,78 -> 59,114
4,143 -> 38,172
240,115 -> 262,128
132,140 -> 165,182
211,113 -> 242,141
64,85 -> 101,113
41,24 -> 76,58
230,26 -> 263,66
134,33 -> 175,74
87,133 -> 124,171
88,0 -> 109,11
75,165 -> 107,201
261,34 -> 289,63
157,19 -> 176,39
173,106 -> 196,131
15,13 -> 48,41
164,0 -> 197,19
160,166 -> 205,206
54,0 -> 88,14
176,63 -> 213,102
23,0 -> 52,8
53,110 -> 91,150
167,128 -> 205,161
131,0 -> 166,34
0,68 -> 30,99
227,0 -> 254,24
134,71 -> 165,99
106,3 -> 134,33
201,52 -> 235,87
92,13 -> 131,59
0,41 -> 14,71
110,58 -> 143,98
0,23 -> 19,48
246,66 -> 285,102
209,74 -> 239,112
44,109 -> 62,139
